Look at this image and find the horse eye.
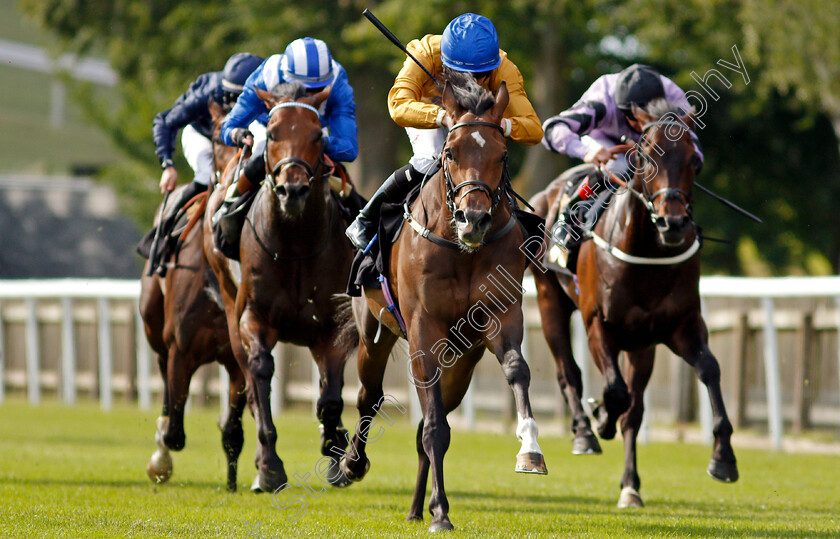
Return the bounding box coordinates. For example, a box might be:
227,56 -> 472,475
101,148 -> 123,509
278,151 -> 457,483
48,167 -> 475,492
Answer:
445,148 -> 454,161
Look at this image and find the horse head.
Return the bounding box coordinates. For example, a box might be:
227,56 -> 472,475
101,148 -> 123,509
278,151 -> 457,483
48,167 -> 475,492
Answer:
629,100 -> 699,248
440,75 -> 510,250
255,84 -> 330,219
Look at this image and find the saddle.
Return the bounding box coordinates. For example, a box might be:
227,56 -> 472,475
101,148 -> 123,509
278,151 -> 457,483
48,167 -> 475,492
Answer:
543,164 -> 614,275
137,192 -> 208,274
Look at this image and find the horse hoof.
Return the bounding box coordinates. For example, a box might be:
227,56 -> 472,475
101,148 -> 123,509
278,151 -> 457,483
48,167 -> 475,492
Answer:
250,469 -> 288,493
429,519 -> 454,532
707,458 -> 739,483
147,450 -> 173,483
326,457 -> 353,488
515,452 -> 548,474
572,433 -> 602,455
339,456 -> 370,482
617,486 -> 644,508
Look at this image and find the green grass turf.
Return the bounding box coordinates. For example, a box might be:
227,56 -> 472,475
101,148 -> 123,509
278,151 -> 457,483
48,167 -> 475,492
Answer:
0,399 -> 838,538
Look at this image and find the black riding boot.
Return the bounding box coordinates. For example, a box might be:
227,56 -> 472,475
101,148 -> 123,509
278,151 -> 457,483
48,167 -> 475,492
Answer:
213,153 -> 265,260
555,172 -> 606,251
152,180 -> 206,275
345,164 -> 426,251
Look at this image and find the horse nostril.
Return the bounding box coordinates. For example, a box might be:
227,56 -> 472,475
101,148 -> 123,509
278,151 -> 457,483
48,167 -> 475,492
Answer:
274,184 -> 287,197
453,209 -> 467,224
477,212 -> 492,231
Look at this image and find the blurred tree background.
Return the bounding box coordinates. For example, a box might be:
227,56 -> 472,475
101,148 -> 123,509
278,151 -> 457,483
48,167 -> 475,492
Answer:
17,0 -> 840,275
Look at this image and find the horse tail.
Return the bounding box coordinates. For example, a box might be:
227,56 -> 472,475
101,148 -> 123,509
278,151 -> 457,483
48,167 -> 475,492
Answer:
331,293 -> 360,357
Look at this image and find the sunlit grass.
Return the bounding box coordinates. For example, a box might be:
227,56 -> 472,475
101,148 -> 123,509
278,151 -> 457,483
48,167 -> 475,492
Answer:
0,400 -> 837,538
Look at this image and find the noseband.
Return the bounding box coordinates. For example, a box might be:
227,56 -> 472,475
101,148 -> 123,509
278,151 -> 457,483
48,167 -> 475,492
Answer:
442,121 -> 508,215
264,102 -> 330,186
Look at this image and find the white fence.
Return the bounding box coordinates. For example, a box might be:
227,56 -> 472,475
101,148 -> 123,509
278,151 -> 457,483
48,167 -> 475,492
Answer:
1,277 -> 840,452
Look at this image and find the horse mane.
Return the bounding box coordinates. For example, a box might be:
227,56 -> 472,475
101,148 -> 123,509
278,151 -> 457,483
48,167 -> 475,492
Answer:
268,81 -> 308,100
642,98 -> 690,121
442,69 -> 495,115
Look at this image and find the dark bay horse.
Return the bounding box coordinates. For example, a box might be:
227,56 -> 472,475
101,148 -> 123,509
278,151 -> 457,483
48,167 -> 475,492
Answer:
139,99 -> 247,490
204,83 -> 357,493
531,100 -> 738,507
341,76 -> 547,532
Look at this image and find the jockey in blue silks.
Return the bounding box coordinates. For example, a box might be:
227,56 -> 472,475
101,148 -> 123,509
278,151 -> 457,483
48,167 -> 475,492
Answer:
216,37 -> 359,224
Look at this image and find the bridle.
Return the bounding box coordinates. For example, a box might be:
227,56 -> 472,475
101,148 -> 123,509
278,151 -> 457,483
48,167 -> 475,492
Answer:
404,119 -> 532,250
263,101 -> 331,189
601,119 -> 695,228
245,100 -> 334,262
442,121 -> 509,215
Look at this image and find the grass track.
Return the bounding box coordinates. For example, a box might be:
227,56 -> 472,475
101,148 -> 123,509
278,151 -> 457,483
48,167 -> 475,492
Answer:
1,400 -> 838,538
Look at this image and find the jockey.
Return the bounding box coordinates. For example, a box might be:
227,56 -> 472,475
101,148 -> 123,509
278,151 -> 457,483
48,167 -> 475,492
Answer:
215,37 -> 359,229
542,64 -> 703,206
344,12 -> 543,251
148,52 -> 263,273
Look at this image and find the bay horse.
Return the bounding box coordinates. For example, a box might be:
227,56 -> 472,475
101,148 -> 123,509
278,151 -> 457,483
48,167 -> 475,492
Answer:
203,83 -> 357,493
341,75 -> 547,532
139,99 -> 247,490
530,99 -> 738,508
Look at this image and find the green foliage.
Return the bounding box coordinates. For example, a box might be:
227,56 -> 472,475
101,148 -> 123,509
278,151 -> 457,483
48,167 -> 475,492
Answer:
16,0 -> 840,273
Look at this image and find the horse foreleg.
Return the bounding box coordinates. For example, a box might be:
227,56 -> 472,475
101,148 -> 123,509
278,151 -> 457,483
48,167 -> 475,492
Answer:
669,315 -> 738,483
586,317 -> 629,440
617,347 -> 655,508
410,332 -> 454,533
220,355 -> 247,492
310,337 -> 351,488
147,353 -> 173,484
406,419 -> 429,522
162,345 -> 196,452
534,271 -> 600,455
239,309 -> 286,493
486,314 -> 548,475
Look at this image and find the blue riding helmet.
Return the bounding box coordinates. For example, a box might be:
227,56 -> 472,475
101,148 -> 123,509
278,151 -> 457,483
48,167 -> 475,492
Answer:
281,37 -> 334,89
440,13 -> 501,73
222,52 -> 264,93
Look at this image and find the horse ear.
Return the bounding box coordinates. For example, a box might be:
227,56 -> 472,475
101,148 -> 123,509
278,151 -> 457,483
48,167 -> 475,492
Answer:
490,81 -> 509,120
631,103 -> 653,125
207,98 -> 226,122
681,107 -> 696,131
255,87 -> 278,109
442,81 -> 462,119
309,87 -> 330,109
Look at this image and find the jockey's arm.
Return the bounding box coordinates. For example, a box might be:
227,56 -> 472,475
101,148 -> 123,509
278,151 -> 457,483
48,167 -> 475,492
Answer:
221,72 -> 266,147
541,75 -> 611,159
492,59 -> 543,145
152,75 -> 212,167
388,36 -> 445,129
322,72 -> 359,163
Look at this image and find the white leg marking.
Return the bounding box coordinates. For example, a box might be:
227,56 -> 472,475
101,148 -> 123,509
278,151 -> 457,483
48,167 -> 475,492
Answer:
516,413 -> 543,455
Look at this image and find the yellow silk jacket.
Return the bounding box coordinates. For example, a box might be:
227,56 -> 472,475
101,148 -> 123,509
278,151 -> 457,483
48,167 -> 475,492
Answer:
387,34 -> 543,145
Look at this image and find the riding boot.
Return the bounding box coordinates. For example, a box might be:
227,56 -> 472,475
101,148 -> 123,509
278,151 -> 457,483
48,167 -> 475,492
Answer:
153,180 -> 206,276
345,164 -> 427,251
212,153 -> 264,260
556,172 -> 604,251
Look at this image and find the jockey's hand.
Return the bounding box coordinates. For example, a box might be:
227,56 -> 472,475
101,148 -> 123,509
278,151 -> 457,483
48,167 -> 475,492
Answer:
230,128 -> 253,148
159,166 -> 178,193
583,145 -> 613,166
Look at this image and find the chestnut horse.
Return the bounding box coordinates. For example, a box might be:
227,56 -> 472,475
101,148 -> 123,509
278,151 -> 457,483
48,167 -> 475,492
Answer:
341,76 -> 547,532
204,83 -> 357,493
139,100 -> 247,490
530,100 -> 738,508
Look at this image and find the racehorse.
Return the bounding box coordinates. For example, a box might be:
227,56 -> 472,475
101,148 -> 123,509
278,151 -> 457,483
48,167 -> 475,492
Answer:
203,83 -> 358,493
530,99 -> 738,507
139,99 -> 247,491
341,74 -> 547,532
